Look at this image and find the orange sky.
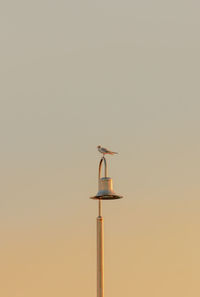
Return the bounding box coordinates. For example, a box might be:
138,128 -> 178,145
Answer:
1,0 -> 200,296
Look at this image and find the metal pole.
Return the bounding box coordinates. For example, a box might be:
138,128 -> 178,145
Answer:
97,200 -> 104,297
91,153 -> 123,297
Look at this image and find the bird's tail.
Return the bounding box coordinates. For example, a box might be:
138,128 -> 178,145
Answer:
111,151 -> 118,154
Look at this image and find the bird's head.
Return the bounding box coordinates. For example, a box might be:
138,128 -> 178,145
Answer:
97,145 -> 101,149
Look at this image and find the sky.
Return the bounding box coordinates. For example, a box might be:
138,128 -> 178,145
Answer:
0,0 -> 200,296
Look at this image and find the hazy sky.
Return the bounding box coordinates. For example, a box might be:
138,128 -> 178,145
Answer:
1,1 -> 200,296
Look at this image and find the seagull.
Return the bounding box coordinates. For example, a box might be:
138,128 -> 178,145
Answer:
97,145 -> 118,156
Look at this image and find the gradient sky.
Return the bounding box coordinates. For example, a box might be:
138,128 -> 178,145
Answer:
1,0 -> 200,296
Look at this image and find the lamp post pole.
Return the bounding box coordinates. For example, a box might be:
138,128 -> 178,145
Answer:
97,200 -> 104,297
91,156 -> 123,297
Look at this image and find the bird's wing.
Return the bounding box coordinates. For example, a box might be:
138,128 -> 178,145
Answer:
110,151 -> 118,154
101,147 -> 110,153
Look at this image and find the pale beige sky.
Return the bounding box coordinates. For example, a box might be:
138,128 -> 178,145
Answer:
0,0 -> 200,296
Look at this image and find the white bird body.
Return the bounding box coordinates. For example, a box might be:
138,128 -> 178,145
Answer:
97,145 -> 118,156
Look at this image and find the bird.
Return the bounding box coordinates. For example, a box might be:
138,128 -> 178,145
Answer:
97,145 -> 118,156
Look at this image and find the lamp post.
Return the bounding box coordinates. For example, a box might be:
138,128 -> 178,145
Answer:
91,156 -> 123,297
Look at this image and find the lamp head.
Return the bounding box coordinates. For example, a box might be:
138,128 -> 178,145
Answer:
91,176 -> 123,200
90,156 -> 123,200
